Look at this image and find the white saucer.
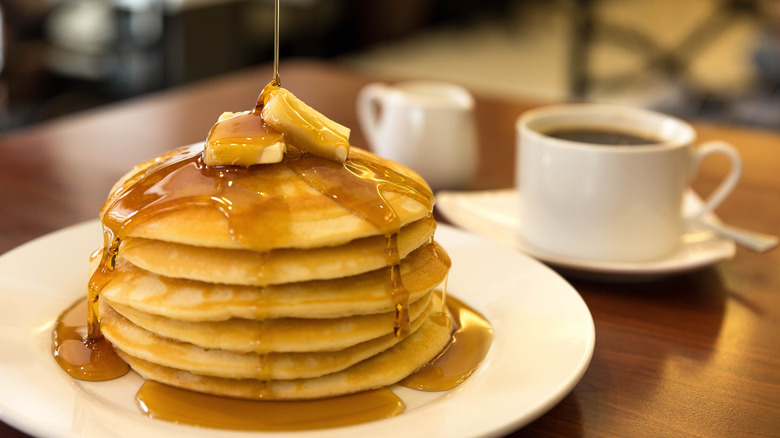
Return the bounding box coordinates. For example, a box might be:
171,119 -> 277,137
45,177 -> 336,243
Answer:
436,189 -> 736,281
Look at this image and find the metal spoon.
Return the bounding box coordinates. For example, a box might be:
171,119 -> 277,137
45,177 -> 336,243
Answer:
701,221 -> 779,253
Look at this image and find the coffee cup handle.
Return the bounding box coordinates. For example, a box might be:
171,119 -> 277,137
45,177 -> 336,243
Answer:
357,83 -> 390,149
686,140 -> 742,229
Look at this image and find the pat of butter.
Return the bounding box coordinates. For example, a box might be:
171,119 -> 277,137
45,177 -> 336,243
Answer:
261,87 -> 350,162
218,111 -> 237,122
203,85 -> 351,167
203,140 -> 286,167
204,111 -> 287,167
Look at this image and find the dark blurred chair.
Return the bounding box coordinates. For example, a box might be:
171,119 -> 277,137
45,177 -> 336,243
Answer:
569,0 -> 761,99
568,0 -> 780,130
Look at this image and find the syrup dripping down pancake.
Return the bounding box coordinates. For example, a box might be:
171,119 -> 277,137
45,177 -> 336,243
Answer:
97,242 -> 448,321
118,216 -> 436,286
104,291 -> 433,354
100,295 -> 435,381
102,147 -> 432,252
113,305 -> 453,400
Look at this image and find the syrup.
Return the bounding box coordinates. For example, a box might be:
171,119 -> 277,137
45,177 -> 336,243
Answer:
286,149 -> 433,336
271,0 -> 280,87
136,382 -> 404,431
401,294 -> 493,391
205,110 -> 283,152
52,298 -> 129,381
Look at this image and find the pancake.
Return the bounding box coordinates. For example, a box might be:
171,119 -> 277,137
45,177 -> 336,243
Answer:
118,216 -> 436,286
104,291 -> 433,354
114,312 -> 453,400
100,296 -> 437,381
98,242 -> 448,321
103,147 -> 432,252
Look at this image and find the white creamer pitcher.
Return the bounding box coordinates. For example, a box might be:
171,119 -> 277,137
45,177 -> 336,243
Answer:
357,81 -> 478,191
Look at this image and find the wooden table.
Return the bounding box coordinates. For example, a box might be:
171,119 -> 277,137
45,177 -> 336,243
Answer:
1,60 -> 778,437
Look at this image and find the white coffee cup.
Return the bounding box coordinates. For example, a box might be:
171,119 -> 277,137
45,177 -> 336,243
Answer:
357,81 -> 478,191
516,104 -> 742,262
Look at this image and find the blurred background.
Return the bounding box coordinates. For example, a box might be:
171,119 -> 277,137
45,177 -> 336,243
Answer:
0,0 -> 778,132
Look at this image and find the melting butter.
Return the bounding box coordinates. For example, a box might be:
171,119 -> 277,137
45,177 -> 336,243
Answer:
204,83 -> 350,167
203,109 -> 286,167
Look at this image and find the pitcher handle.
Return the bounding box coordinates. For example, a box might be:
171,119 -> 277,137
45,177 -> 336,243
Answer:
357,83 -> 390,149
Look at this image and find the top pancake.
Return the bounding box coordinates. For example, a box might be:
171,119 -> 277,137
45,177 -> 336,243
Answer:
101,145 -> 433,251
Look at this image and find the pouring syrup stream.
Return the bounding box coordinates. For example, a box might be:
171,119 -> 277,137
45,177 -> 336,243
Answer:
272,0 -> 280,87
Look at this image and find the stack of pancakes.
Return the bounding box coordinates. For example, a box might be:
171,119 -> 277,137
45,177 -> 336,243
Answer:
96,146 -> 452,400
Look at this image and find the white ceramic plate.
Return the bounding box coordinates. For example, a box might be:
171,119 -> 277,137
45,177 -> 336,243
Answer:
0,221 -> 594,438
437,189 -> 736,281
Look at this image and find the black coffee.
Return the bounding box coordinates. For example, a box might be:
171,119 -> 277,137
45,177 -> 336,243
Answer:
543,127 -> 662,146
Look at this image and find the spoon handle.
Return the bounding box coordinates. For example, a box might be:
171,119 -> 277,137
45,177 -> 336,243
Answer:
702,222 -> 779,253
